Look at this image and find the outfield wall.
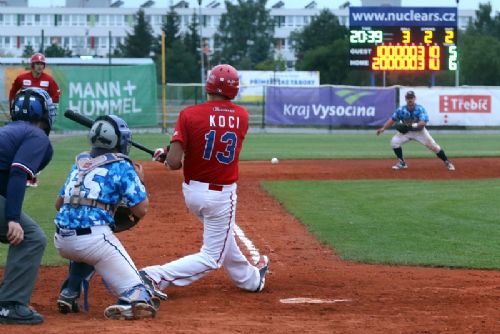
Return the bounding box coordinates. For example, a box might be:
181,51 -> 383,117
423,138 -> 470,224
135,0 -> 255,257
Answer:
1,63 -> 499,131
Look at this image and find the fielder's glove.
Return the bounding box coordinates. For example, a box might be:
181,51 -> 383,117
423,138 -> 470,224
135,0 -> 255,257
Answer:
112,206 -> 141,233
152,146 -> 170,163
395,121 -> 410,134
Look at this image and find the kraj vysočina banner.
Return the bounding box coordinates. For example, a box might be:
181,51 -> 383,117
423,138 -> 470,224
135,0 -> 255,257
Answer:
265,86 -> 395,126
52,64 -> 157,130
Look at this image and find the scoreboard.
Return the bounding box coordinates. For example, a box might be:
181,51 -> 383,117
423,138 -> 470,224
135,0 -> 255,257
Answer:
349,7 -> 458,71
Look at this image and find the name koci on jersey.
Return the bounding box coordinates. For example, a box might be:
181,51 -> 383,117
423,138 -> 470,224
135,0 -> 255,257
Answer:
210,114 -> 241,128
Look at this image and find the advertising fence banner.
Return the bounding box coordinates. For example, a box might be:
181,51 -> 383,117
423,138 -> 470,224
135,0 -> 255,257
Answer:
51,64 -> 157,130
399,87 -> 500,126
265,86 -> 396,126
237,71 -> 319,102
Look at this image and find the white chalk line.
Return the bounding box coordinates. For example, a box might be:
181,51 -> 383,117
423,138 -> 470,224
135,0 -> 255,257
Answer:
280,297 -> 352,304
234,224 -> 261,264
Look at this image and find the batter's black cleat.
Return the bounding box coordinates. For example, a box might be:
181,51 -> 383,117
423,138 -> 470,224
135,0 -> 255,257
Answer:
254,255 -> 270,292
0,302 -> 44,325
57,288 -> 80,314
139,270 -> 168,301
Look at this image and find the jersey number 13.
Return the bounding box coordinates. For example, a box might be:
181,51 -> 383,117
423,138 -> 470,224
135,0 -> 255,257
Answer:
203,130 -> 237,164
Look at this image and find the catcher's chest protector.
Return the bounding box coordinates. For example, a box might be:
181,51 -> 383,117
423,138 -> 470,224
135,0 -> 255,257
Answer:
66,152 -> 131,208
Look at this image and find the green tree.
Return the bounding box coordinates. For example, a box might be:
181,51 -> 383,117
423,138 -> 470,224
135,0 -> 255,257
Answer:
468,2 -> 500,38
290,10 -> 348,84
44,43 -> 72,57
165,40 -> 199,83
184,12 -> 200,55
296,40 -> 349,84
460,33 -> 500,85
290,9 -> 348,65
213,0 -> 274,69
119,9 -> 155,58
153,8 -> 199,83
22,44 -> 35,58
163,7 -> 182,49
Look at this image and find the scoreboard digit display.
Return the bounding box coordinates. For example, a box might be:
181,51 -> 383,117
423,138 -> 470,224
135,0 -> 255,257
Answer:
349,7 -> 458,71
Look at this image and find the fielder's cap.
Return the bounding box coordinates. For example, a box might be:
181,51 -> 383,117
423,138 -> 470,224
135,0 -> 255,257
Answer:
405,90 -> 416,98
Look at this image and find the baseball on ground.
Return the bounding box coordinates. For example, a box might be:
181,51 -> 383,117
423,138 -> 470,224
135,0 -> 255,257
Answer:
271,157 -> 279,164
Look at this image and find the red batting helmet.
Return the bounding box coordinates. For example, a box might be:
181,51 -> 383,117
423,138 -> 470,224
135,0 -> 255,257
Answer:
31,53 -> 46,68
205,64 -> 239,100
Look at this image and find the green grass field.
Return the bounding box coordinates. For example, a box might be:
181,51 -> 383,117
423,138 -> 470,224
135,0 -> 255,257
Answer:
1,132 -> 499,269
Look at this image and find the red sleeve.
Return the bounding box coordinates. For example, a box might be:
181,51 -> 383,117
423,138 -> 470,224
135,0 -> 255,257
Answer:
171,109 -> 187,146
48,76 -> 61,103
9,76 -> 22,104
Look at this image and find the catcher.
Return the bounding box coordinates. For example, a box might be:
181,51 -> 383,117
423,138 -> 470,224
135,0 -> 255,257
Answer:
53,115 -> 159,320
376,90 -> 455,171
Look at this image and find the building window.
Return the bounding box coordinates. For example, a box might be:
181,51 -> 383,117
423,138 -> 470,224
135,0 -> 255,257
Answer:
274,16 -> 285,27
274,38 -> 285,49
99,37 -> 108,49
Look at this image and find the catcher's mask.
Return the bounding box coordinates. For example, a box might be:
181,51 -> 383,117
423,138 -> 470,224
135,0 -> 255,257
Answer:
205,64 -> 239,100
88,115 -> 131,155
10,88 -> 56,135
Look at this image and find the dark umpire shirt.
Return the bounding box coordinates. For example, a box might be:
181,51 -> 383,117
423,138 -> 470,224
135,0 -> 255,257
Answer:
0,121 -> 53,231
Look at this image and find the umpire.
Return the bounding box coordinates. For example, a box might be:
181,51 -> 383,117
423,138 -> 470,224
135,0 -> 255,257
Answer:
0,88 -> 56,324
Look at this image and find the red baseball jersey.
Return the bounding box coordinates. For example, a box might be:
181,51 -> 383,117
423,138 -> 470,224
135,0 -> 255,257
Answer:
9,71 -> 61,103
171,100 -> 249,185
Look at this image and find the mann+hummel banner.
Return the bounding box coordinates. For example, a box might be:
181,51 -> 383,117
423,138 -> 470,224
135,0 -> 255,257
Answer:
265,86 -> 395,126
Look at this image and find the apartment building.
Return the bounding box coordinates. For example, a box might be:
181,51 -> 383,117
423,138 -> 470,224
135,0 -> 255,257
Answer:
0,0 -> 475,68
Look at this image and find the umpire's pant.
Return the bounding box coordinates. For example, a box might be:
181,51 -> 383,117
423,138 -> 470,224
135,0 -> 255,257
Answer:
0,196 -> 47,305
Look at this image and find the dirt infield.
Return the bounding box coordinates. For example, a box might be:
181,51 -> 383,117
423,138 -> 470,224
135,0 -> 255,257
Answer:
3,158 -> 500,333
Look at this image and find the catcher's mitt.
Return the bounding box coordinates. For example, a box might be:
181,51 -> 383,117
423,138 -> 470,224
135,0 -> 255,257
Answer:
395,121 -> 410,134
112,206 -> 140,233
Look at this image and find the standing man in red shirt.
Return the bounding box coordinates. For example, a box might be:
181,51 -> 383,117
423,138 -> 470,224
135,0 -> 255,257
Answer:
9,53 -> 61,187
140,64 -> 269,297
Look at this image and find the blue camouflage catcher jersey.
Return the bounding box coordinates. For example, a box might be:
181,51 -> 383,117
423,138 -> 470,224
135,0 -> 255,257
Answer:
54,157 -> 146,229
391,104 -> 429,124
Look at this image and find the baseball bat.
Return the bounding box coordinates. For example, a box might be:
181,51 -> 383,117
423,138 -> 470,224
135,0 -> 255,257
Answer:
64,109 -> 155,156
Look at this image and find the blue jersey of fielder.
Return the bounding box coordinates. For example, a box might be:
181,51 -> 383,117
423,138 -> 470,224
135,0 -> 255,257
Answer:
54,155 -> 146,229
391,104 -> 429,125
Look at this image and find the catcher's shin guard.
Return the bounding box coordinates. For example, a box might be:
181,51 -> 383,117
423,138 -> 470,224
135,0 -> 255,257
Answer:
57,262 -> 95,313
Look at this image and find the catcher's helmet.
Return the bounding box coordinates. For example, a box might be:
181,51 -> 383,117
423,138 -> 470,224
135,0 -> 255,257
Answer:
405,90 -> 416,98
31,52 -> 46,69
10,88 -> 56,135
88,115 -> 131,155
205,64 -> 239,99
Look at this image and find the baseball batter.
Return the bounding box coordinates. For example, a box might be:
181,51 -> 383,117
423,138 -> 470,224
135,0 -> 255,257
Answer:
376,90 -> 455,171
53,115 -> 158,320
141,64 -> 269,296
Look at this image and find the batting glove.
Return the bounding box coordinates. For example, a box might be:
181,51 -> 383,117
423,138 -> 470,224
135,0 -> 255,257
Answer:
152,146 -> 169,163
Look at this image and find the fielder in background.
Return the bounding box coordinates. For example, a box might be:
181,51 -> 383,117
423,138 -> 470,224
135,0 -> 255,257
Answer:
141,64 -> 269,298
9,52 -> 61,187
0,88 -> 56,325
53,115 -> 159,320
376,90 -> 455,171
